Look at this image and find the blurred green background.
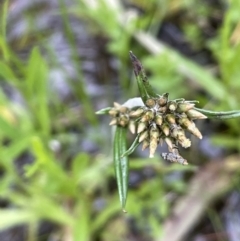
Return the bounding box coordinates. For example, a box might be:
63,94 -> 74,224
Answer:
0,0 -> 240,240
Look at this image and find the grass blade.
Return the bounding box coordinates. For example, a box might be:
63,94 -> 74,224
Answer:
113,126 -> 129,211
195,108 -> 240,119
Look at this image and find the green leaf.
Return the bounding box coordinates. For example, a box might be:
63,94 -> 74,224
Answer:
0,115 -> 21,139
0,0 -> 8,39
195,107 -> 240,119
26,47 -> 50,136
26,136 -> 77,196
0,137 -> 31,165
129,51 -> 158,103
28,196 -> 73,225
91,197 -> 121,233
95,107 -> 112,115
0,60 -> 18,83
0,209 -> 36,231
0,1 -> 9,61
71,152 -> 90,182
113,126 -> 129,210
73,199 -> 91,241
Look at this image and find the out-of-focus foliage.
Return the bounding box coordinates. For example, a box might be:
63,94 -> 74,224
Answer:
0,0 -> 240,241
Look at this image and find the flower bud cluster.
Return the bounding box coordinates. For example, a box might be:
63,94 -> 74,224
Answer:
108,94 -> 207,165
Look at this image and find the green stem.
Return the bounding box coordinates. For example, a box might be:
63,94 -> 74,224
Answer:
121,134 -> 140,157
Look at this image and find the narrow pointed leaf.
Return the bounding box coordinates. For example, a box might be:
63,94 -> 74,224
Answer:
129,51 -> 158,102
121,134 -> 140,157
113,126 -> 129,210
95,107 -> 112,115
194,108 -> 240,119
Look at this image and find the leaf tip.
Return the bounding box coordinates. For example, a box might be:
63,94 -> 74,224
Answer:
129,51 -> 142,76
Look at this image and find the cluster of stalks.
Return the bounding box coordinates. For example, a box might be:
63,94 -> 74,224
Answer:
108,94 -> 207,165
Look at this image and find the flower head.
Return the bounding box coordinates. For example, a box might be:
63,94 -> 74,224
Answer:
106,96 -> 207,165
